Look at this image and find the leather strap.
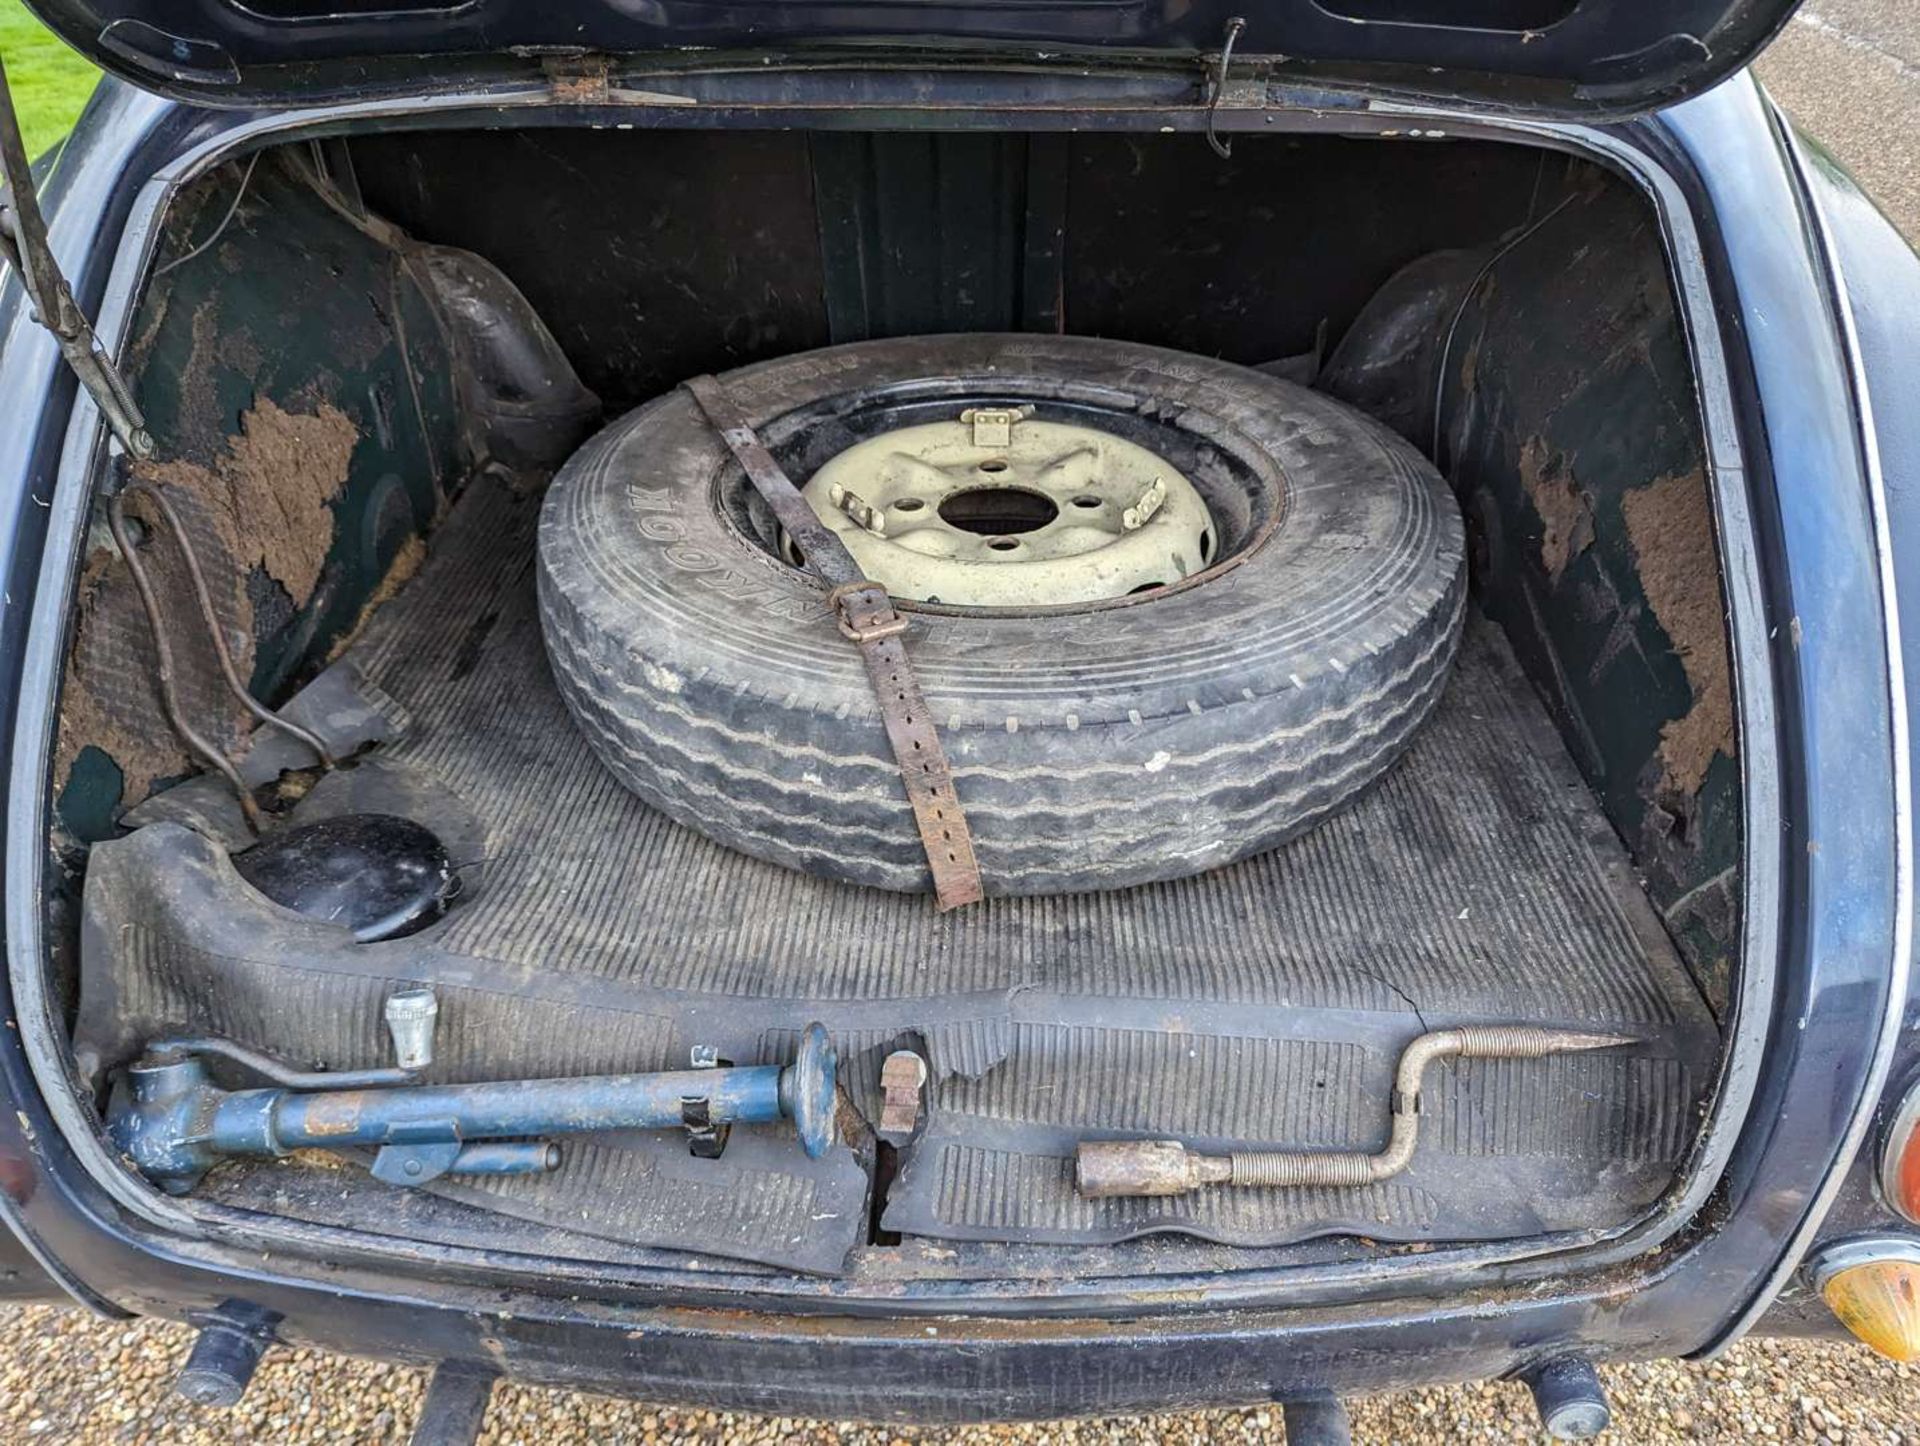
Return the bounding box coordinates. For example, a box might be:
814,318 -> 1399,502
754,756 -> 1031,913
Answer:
683,375 -> 985,910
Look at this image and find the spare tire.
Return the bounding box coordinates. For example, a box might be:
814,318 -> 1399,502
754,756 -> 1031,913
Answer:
537,334 -> 1465,896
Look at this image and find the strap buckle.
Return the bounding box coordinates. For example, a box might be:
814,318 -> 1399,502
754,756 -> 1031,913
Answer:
827,581 -> 910,644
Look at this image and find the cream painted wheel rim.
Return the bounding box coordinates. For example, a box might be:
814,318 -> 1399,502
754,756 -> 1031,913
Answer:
792,409 -> 1217,607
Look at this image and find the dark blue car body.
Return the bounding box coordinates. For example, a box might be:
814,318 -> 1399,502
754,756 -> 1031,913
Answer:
0,8 -> 1917,1416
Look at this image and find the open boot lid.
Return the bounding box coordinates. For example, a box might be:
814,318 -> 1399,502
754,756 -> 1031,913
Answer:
18,0 -> 1800,118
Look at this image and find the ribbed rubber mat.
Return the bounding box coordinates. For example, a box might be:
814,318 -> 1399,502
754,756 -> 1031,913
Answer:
78,476 -> 1717,1267
435,1131 -> 870,1275
880,1017 -> 1696,1244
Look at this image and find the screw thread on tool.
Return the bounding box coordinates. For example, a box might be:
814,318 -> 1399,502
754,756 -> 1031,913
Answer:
1228,1152 -> 1379,1188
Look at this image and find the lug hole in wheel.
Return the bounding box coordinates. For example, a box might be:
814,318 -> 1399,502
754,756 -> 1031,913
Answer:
988,538 -> 1020,552
894,498 -> 926,512
1071,495 -> 1102,509
978,459 -> 1010,474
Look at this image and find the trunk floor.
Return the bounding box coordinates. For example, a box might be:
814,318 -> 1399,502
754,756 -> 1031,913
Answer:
81,477 -> 1718,1277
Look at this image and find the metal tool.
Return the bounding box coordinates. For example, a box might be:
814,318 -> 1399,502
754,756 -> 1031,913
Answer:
108,992 -> 838,1194
1075,1025 -> 1634,1198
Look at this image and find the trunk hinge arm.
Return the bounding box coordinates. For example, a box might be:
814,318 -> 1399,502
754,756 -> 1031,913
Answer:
0,58 -> 154,460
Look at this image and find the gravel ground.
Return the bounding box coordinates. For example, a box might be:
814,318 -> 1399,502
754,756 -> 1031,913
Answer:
6,12 -> 1920,1446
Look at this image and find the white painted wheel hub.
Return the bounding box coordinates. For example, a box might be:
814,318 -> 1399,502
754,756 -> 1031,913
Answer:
795,408 -> 1217,607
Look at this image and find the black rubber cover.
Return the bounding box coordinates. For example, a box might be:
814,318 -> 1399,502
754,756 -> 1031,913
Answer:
537,335 -> 1466,895
232,812 -> 457,942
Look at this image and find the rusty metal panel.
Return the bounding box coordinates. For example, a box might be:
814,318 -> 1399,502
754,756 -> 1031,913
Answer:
1432,166 -> 1740,1011
55,156 -> 464,842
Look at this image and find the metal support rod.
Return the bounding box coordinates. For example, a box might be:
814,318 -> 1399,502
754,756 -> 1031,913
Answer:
1075,1026 -> 1636,1198
104,490 -> 262,830
144,1034 -> 415,1091
106,482 -> 340,819
0,58 -> 155,460
1205,16 -> 1248,161
146,991 -> 438,1090
117,482 -> 338,766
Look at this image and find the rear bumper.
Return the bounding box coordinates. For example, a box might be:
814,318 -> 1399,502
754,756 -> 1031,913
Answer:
226,1292 -> 1621,1422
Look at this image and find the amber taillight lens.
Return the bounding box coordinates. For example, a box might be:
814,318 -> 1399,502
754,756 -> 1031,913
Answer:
1812,1237 -> 1920,1363
1881,1077 -> 1920,1224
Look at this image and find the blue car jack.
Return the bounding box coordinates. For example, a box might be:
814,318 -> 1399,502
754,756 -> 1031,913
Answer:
106,990 -> 837,1194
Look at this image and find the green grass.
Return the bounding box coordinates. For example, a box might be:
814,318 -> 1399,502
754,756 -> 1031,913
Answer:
1,1 -> 101,159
